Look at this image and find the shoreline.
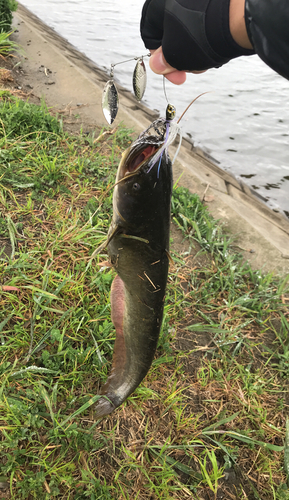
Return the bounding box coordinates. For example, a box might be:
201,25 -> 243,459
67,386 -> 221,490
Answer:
12,3 -> 289,276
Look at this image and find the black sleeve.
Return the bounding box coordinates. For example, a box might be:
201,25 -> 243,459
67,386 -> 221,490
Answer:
245,0 -> 289,80
140,0 -> 254,72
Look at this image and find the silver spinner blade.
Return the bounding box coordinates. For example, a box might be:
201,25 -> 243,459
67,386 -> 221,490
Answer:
133,58 -> 147,102
102,80 -> 119,125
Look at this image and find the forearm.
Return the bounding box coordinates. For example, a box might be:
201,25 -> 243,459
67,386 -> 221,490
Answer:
229,0 -> 253,49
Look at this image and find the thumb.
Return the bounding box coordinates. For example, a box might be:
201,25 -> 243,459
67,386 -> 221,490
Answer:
149,47 -> 174,74
149,47 -> 187,85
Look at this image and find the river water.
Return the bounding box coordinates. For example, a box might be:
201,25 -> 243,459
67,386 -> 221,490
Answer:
20,0 -> 289,217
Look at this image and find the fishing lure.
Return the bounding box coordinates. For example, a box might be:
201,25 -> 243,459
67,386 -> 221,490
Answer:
102,55 -> 149,124
102,57 -> 207,171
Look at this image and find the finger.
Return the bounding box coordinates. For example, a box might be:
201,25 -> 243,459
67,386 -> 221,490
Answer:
165,71 -> 187,85
149,47 -> 175,74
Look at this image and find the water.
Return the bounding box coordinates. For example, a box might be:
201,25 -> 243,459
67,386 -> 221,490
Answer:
20,0 -> 289,217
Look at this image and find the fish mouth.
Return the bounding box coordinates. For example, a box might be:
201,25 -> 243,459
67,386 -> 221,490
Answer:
119,136 -> 163,180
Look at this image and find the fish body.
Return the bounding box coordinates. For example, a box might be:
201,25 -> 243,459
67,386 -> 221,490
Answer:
94,123 -> 172,418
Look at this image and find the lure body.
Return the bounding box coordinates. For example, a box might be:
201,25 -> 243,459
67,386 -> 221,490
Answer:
140,112 -> 182,173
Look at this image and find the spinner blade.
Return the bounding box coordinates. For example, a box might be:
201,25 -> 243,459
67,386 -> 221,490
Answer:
133,58 -> 147,102
102,80 -> 119,125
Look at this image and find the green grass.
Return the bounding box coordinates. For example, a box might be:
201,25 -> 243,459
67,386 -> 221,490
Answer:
0,92 -> 289,499
0,25 -> 19,57
0,0 -> 18,34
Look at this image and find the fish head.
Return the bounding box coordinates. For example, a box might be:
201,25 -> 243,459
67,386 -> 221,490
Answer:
112,129 -> 172,244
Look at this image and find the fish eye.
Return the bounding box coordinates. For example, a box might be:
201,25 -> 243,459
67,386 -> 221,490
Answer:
133,183 -> 140,191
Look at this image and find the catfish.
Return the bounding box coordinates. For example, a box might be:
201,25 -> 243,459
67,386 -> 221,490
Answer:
94,122 -> 172,418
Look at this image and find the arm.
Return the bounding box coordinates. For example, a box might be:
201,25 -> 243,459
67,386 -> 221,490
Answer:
141,0 -> 289,83
140,0 -> 254,84
245,0 -> 289,81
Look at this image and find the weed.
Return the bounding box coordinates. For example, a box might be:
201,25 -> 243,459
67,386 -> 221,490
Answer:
0,28 -> 18,55
0,95 -> 62,138
0,0 -> 17,34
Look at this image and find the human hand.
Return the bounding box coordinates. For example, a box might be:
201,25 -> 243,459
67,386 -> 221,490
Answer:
141,0 -> 254,84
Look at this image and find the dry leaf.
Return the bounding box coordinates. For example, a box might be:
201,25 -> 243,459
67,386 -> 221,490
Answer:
204,195 -> 215,202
